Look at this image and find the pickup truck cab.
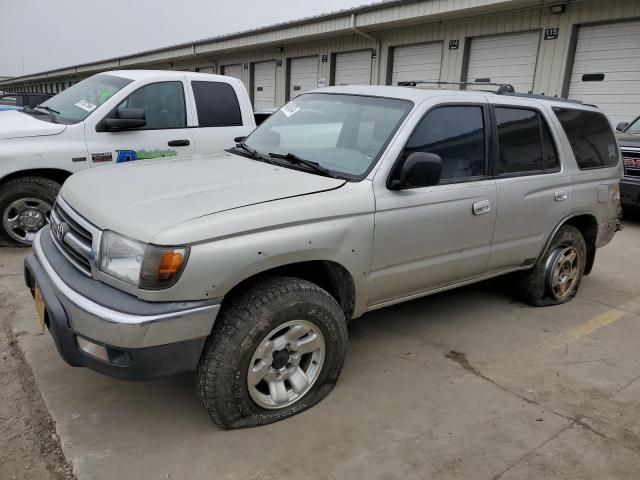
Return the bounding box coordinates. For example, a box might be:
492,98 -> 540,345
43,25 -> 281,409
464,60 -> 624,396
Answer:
0,91 -> 53,111
25,86 -> 622,429
0,70 -> 255,245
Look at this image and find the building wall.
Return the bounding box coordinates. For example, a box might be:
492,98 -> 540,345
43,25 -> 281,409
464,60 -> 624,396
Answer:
4,0 -> 640,110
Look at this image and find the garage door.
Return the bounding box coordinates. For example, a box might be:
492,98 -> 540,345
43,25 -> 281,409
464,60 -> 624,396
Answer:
197,67 -> 215,74
253,61 -> 277,109
222,64 -> 243,81
466,31 -> 541,93
391,42 -> 443,85
289,56 -> 319,100
334,50 -> 372,86
568,20 -> 640,125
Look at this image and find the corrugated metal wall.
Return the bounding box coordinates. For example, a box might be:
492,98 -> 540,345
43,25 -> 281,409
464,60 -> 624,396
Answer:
4,0 -> 640,115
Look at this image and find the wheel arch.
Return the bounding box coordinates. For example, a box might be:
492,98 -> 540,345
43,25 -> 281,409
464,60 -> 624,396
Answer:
536,213 -> 598,275
0,168 -> 73,187
222,260 -> 358,320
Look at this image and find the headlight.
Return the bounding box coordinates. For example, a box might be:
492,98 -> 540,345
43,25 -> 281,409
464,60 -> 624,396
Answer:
99,231 -> 189,289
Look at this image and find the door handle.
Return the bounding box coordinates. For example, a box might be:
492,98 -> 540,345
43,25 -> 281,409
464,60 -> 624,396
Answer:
472,200 -> 491,215
555,190 -> 568,202
168,139 -> 190,147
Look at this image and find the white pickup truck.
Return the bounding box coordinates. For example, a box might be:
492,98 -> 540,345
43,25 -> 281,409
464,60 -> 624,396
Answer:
0,70 -> 256,245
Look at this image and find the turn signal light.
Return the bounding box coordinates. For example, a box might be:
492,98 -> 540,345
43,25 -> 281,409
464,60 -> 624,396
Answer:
139,245 -> 189,289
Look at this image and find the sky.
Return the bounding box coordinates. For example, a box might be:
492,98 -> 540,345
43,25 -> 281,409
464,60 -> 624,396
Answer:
0,0 -> 375,77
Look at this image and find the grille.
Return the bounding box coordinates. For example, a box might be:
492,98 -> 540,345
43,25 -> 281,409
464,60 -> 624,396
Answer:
622,149 -> 640,179
49,201 -> 94,275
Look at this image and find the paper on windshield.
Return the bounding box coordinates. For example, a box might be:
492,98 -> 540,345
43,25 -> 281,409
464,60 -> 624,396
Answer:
281,101 -> 300,117
74,100 -> 97,112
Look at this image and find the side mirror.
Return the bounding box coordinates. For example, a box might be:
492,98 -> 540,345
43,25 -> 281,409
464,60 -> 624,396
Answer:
234,136 -> 246,143
104,108 -> 146,131
390,152 -> 442,190
616,122 -> 629,132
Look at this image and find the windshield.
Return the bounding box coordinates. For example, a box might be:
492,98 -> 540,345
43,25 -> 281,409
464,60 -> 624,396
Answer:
627,117 -> 640,134
243,93 -> 413,178
37,74 -> 132,124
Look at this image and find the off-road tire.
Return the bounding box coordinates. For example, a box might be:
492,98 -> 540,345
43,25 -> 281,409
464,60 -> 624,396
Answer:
197,277 -> 348,429
0,177 -> 61,246
514,225 -> 587,307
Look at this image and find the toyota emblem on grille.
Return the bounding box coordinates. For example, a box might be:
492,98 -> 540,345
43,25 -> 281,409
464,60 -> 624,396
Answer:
56,221 -> 69,241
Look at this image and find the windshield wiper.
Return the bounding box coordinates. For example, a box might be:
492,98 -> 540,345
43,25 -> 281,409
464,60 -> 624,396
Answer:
268,152 -> 336,178
233,143 -> 274,163
35,105 -> 60,123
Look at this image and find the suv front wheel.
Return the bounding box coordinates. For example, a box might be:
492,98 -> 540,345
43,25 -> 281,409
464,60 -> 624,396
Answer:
515,225 -> 587,307
197,277 -> 348,429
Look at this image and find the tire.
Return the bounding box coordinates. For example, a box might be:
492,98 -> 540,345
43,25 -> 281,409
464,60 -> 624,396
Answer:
197,276 -> 348,429
0,177 -> 61,246
515,225 -> 587,307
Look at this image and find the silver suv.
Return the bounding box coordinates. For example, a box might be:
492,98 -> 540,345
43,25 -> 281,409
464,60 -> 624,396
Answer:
25,85 -> 622,429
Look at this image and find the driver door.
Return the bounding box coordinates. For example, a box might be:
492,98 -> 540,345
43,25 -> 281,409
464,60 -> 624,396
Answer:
369,102 -> 497,306
85,79 -> 194,166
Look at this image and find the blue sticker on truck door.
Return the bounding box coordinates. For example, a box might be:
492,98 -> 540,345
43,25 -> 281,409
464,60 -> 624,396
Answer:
116,149 -> 177,163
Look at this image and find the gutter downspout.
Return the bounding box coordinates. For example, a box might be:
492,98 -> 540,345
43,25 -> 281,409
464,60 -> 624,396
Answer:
350,13 -> 382,85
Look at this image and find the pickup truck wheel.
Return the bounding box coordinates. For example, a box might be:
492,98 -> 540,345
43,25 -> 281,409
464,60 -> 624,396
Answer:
515,225 -> 586,307
197,277 -> 348,429
0,177 -> 60,246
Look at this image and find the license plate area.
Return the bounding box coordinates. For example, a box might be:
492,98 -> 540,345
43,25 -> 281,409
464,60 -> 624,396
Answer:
34,286 -> 46,333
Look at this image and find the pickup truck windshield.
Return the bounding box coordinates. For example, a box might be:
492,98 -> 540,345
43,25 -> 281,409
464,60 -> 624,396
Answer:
36,74 -> 132,124
627,117 -> 640,134
244,93 -> 413,178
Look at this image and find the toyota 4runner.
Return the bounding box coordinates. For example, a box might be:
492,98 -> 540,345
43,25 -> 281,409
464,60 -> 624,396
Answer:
24,85 -> 622,429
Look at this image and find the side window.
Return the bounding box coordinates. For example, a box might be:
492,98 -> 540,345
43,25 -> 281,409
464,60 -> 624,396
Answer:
496,107 -> 559,175
118,81 -> 186,129
553,108 -> 618,169
191,81 -> 242,127
404,106 -> 486,181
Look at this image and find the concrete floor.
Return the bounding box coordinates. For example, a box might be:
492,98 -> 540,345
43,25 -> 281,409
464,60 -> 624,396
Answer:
2,218 -> 640,480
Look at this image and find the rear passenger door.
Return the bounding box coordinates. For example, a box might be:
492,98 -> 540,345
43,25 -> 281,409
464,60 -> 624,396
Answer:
486,103 -> 570,272
187,80 -> 251,154
370,102 -> 497,306
85,79 -> 194,165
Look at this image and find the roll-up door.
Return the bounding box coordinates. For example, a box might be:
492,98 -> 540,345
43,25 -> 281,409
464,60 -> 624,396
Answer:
465,31 -> 541,93
334,50 -> 372,86
391,42 -> 443,85
288,56 -> 319,100
222,64 -> 243,81
568,20 -> 640,125
253,60 -> 277,109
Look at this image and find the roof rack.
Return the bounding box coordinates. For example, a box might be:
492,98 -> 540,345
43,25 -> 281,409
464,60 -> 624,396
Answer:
496,91 -> 587,105
397,80 -> 516,94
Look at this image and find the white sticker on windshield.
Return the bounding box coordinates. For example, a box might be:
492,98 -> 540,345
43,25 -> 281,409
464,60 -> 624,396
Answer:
281,101 -> 300,117
74,100 -> 97,112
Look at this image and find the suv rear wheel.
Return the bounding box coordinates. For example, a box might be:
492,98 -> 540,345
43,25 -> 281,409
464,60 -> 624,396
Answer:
515,225 -> 587,306
0,177 -> 60,246
197,277 -> 348,429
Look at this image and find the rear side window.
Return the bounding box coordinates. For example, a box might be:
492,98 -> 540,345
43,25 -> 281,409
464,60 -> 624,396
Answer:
404,106 -> 486,181
495,107 -> 559,175
191,81 -> 242,127
553,108 -> 618,169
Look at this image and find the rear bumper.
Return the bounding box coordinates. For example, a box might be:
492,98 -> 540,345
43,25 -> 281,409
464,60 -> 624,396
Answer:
620,178 -> 640,210
24,228 -> 220,380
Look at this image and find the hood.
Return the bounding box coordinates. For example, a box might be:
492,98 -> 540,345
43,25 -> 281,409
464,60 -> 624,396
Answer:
616,131 -> 640,148
0,110 -> 67,140
61,152 -> 346,243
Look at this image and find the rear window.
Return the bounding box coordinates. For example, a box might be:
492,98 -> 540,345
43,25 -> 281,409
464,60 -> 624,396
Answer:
553,108 -> 619,169
191,81 -> 242,127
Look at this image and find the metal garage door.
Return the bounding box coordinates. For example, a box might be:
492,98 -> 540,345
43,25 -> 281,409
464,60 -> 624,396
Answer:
253,61 -> 277,109
466,31 -> 541,93
289,56 -> 319,100
391,42 -> 443,85
568,20 -> 640,125
197,67 -> 215,74
334,50 -> 372,86
222,64 -> 243,81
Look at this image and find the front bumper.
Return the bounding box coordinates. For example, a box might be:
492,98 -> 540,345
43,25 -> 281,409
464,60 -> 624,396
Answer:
24,228 -> 220,380
621,178 -> 640,210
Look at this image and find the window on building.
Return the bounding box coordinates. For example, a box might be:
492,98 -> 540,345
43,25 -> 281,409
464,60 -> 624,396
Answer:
553,108 -> 618,169
496,107 -> 558,175
403,106 -> 486,181
191,81 -> 242,127
118,81 -> 186,129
